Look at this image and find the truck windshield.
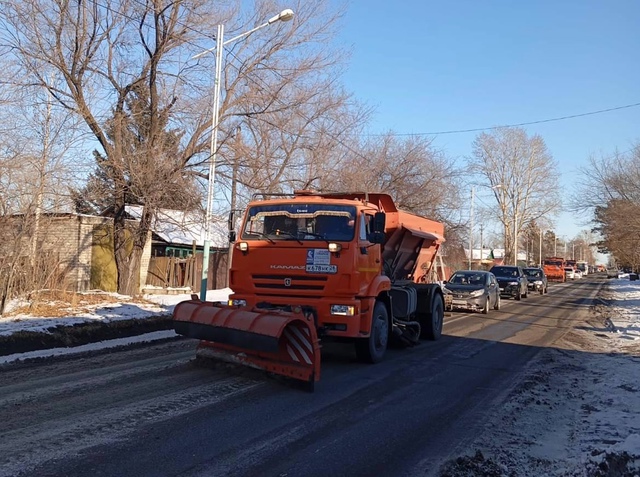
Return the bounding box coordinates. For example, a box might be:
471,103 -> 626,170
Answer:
241,204 -> 357,242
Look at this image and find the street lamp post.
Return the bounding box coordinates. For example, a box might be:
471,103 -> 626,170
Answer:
194,9 -> 294,301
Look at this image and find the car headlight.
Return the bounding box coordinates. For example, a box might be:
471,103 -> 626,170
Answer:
508,281 -> 519,286
469,289 -> 484,297
330,304 -> 355,316
228,299 -> 247,307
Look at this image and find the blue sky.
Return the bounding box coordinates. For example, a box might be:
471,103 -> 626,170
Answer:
331,0 -> 640,241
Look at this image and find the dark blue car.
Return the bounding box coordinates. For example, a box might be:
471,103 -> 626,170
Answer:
489,265 -> 529,300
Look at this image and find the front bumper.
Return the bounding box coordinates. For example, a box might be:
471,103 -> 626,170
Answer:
449,294 -> 485,311
498,284 -> 520,297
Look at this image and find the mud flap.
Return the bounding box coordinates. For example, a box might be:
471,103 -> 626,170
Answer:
173,300 -> 321,386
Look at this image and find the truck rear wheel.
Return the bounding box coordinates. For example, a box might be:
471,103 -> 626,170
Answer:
355,301 -> 389,363
420,294 -> 444,340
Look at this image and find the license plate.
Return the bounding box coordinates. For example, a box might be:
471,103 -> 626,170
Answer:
499,287 -> 504,292
452,300 -> 467,306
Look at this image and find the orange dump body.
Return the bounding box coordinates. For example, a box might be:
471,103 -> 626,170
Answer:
544,256 -> 566,282
173,191 -> 444,387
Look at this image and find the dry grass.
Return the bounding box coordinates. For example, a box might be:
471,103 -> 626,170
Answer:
6,290 -> 156,318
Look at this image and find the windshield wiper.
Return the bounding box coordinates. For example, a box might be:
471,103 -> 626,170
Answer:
275,230 -> 303,244
245,231 -> 275,244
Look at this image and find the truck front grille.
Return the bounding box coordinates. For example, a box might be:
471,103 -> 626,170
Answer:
251,274 -> 327,292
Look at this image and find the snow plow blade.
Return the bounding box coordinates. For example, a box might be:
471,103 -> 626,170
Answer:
173,300 -> 321,387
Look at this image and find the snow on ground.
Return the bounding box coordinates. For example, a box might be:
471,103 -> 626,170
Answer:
0,288 -> 231,365
441,277 -> 640,476
0,288 -> 232,336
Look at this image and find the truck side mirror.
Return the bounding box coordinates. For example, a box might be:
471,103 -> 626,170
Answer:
370,212 -> 386,244
228,210 -> 237,243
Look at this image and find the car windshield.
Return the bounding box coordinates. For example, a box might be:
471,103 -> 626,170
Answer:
449,272 -> 485,285
524,269 -> 542,278
491,267 -> 518,277
241,203 -> 357,242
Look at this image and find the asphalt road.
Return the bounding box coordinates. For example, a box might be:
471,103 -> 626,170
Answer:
0,277 -> 604,477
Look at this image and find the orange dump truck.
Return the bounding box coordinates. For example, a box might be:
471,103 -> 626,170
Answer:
543,256 -> 566,282
173,191 -> 447,389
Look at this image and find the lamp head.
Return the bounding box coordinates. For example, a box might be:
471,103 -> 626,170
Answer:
268,8 -> 294,24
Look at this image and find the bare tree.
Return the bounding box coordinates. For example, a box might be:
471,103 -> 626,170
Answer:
468,127 -> 561,265
1,0 -> 354,295
0,75 -> 82,312
572,146 -> 640,269
324,133 -> 463,221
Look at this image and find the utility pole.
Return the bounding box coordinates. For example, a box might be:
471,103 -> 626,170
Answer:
480,224 -> 484,267
468,187 -> 474,269
513,213 -> 518,266
227,126 -> 242,285
539,228 -> 543,267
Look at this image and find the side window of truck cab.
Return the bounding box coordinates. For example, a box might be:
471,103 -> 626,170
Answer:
359,213 -> 369,241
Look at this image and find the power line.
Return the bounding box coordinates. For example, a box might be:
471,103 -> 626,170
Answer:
366,102 -> 640,137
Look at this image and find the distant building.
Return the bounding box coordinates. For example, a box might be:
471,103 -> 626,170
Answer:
464,248 -> 528,268
124,205 -> 228,257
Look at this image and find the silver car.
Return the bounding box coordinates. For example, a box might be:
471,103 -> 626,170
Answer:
443,270 -> 501,314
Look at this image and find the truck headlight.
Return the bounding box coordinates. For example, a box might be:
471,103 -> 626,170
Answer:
469,289 -> 484,297
238,242 -> 249,251
228,299 -> 247,307
330,305 -> 355,316
328,243 -> 342,253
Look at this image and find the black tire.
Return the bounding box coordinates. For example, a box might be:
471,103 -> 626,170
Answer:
515,291 -> 521,301
355,301 -> 389,363
420,294 -> 444,340
522,287 -> 528,298
544,286 -> 548,294
539,286 -> 544,295
494,294 -> 501,310
482,297 -> 490,315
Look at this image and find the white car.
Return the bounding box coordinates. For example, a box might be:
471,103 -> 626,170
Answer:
574,269 -> 583,279
564,267 -> 575,280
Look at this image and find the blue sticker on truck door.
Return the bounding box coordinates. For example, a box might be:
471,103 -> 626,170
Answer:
306,249 -> 337,274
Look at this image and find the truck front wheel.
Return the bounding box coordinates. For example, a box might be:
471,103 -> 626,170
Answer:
355,301 -> 389,363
